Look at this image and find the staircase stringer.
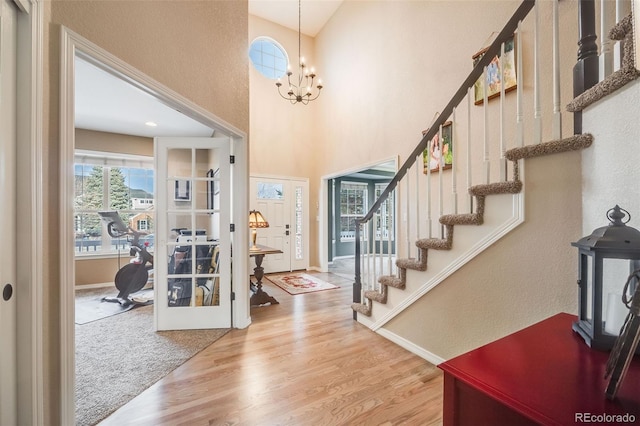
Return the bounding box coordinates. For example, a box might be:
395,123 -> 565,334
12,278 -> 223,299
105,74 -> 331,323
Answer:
357,191 -> 525,331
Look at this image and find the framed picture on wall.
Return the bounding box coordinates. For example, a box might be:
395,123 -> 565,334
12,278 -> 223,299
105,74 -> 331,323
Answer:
174,179 -> 191,201
473,34 -> 517,105
423,121 -> 453,173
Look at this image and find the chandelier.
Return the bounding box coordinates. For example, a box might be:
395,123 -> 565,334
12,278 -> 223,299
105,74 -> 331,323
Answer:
276,0 -> 323,105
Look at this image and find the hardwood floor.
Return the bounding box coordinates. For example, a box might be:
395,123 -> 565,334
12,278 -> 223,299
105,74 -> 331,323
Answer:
99,272 -> 443,426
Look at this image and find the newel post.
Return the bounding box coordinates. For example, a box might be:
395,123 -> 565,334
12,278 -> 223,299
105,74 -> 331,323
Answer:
573,0 -> 599,134
353,218 -> 362,320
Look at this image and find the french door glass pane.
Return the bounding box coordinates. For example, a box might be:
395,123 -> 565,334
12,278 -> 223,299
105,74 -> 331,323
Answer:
165,147 -> 222,309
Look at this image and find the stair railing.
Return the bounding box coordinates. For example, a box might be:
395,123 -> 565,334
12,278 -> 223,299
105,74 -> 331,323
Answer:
353,0 -> 540,316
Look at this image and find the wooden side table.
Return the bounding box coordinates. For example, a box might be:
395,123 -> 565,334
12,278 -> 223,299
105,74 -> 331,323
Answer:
249,244 -> 282,306
439,313 -> 640,425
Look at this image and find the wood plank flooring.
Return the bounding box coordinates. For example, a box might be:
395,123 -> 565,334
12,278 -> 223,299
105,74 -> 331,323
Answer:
99,272 -> 443,425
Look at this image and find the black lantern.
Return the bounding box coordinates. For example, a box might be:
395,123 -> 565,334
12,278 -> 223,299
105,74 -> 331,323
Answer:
572,205 -> 640,351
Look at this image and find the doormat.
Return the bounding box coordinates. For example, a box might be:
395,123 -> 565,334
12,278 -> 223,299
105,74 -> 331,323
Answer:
265,273 -> 339,295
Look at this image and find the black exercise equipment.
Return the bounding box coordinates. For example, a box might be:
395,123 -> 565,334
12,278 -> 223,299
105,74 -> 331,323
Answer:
98,211 -> 154,307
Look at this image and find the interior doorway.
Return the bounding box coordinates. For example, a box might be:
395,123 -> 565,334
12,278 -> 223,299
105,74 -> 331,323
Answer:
59,27 -> 249,425
320,158 -> 397,275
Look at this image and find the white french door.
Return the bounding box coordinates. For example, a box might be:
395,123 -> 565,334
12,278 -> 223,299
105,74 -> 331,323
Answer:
155,137 -> 232,330
250,176 -> 308,273
0,0 -> 17,422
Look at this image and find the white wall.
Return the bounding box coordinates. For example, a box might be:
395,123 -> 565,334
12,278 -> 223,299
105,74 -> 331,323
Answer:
582,80 -> 640,236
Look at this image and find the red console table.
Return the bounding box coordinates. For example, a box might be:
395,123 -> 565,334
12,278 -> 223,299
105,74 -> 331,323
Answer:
439,313 -> 640,426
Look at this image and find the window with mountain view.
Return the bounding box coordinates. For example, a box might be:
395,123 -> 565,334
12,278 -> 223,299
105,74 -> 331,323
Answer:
74,151 -> 154,255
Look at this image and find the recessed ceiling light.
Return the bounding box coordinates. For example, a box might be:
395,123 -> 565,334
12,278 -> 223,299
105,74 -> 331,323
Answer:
145,121 -> 158,127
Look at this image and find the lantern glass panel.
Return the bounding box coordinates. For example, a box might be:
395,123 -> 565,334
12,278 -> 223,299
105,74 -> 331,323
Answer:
601,258 -> 631,336
585,254 -> 593,324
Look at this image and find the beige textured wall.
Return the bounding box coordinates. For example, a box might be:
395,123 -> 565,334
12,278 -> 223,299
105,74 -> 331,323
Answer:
311,0 -> 581,360
75,128 -> 153,156
386,151 -> 581,359
43,1 -> 248,422
75,257 -> 121,286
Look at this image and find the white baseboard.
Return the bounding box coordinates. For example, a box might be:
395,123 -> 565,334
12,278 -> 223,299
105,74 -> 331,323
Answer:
376,327 -> 447,366
74,282 -> 113,290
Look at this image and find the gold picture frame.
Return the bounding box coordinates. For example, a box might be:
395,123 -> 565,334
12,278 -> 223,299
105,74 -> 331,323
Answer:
423,121 -> 453,174
473,34 -> 517,105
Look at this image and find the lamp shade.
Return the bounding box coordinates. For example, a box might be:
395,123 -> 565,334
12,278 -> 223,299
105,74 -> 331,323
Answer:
249,210 -> 269,229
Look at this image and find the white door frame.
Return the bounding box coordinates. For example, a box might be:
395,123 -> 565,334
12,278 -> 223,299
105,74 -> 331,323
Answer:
59,27 -> 249,425
14,0 -> 44,424
319,157 -> 398,272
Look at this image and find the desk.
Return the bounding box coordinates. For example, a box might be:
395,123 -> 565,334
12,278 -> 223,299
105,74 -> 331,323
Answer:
438,313 -> 640,425
249,244 -> 282,306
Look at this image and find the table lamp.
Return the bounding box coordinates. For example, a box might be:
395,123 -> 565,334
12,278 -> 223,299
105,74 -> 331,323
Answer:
249,210 -> 269,249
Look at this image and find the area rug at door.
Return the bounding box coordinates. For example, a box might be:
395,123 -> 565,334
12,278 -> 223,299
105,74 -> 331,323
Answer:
266,273 -> 339,295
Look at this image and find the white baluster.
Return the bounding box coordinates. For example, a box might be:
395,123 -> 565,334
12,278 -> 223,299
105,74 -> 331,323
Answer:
438,124 -> 444,238
500,41 -> 506,182
534,0 -> 542,144
373,212 -> 378,289
517,20 -> 524,148
467,87 -> 473,212
614,0 -> 632,71
387,192 -> 393,276
405,175 -> 411,258
365,224 -> 370,291
452,108 -> 458,214
426,136 -> 432,238
553,0 -> 562,139
415,156 -> 421,241
483,66 -> 490,184
600,0 -> 614,80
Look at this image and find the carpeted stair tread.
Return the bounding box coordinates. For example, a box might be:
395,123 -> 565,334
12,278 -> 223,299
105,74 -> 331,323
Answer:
505,134 -> 594,161
440,213 -> 483,226
396,255 -> 427,271
351,302 -> 371,316
379,274 -> 405,289
567,69 -> 640,112
469,180 -> 522,196
567,14 -> 639,112
416,237 -> 452,250
365,289 -> 387,303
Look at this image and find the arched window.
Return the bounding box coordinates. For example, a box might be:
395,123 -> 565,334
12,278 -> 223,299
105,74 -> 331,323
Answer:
249,37 -> 288,79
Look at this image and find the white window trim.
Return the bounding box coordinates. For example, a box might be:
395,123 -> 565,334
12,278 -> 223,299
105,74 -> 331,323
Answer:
74,150 -> 155,257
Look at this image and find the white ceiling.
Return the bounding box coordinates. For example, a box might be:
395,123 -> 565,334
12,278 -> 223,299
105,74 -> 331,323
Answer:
74,1 -> 342,139
249,0 -> 343,37
75,57 -> 216,138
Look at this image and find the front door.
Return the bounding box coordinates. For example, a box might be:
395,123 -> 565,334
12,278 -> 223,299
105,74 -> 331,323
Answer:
155,137 -> 231,330
250,176 -> 308,273
0,0 -> 18,422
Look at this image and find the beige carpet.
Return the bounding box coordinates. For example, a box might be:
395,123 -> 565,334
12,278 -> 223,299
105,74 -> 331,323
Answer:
266,272 -> 339,295
75,288 -> 229,426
